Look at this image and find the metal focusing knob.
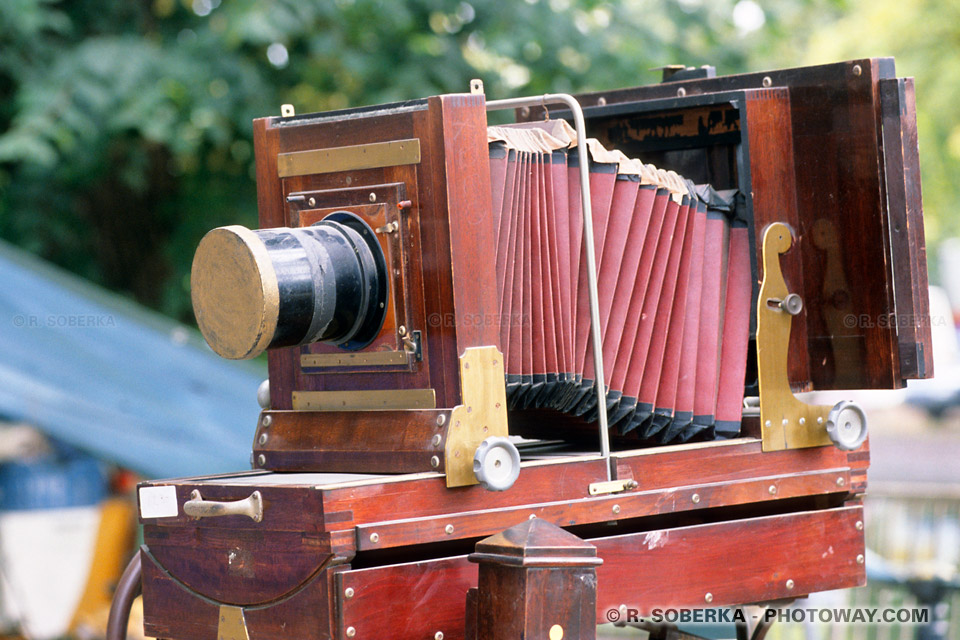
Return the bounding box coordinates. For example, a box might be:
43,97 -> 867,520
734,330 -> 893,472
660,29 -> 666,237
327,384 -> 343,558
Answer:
191,211 -> 387,359
779,293 -> 803,316
824,400 -> 868,451
257,379 -> 271,409
473,437 -> 521,491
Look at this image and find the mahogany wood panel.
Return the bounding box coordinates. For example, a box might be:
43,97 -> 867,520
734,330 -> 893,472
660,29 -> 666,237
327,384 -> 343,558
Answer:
141,548 -> 343,640
253,409 -> 451,474
352,467 -> 850,551
337,506 -> 865,640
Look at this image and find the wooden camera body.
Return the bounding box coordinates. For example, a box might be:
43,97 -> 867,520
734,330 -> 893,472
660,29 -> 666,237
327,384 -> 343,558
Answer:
135,59 -> 931,640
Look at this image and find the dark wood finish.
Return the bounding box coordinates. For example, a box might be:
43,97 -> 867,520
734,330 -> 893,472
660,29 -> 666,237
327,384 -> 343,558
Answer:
879,77 -> 933,379
523,58 -> 932,390
467,520 -> 600,640
252,408 -> 451,473
336,506 -> 864,640
141,548 -> 344,640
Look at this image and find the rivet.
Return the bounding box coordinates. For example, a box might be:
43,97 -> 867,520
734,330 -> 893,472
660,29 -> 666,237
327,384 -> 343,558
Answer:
762,76 -> 772,88
837,477 -> 845,487
799,417 -> 806,425
764,420 -> 771,428
549,624 -> 564,640
257,454 -> 266,466
782,418 -> 789,426
853,64 -> 862,76
856,520 -> 864,531
369,532 -> 379,544
597,97 -> 607,107
258,433 -> 268,445
430,455 -> 440,468
705,592 -> 713,603
786,579 -> 795,589
612,504 -> 621,514
398,325 -> 407,336
346,627 -> 356,638
432,434 -> 442,447
692,493 -> 701,504
768,485 -> 777,495
369,192 -> 377,202
345,587 -> 354,598
677,87 -> 687,97
262,415 -> 272,427
529,514 -> 537,519
307,197 -> 316,207
437,414 -> 447,426
445,524 -> 454,535
435,633 -> 444,640
857,554 -> 865,564
817,416 -> 824,424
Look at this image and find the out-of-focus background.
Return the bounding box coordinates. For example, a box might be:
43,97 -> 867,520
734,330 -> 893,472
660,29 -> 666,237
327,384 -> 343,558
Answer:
0,1 -> 958,638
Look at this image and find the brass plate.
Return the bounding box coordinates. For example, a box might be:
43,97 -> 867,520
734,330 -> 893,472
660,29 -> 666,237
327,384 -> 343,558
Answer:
277,139 -> 421,178
445,346 -> 509,488
300,351 -> 409,368
758,223 -> 833,451
218,605 -> 249,640
292,389 -> 435,411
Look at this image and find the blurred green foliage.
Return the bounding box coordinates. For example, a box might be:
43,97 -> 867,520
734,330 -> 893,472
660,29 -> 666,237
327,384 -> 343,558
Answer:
0,0 -> 953,322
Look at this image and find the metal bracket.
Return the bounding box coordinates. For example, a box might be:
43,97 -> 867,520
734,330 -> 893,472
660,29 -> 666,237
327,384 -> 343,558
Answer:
588,479 -> 639,496
757,223 -> 858,451
444,346 -> 509,488
218,605 -> 250,640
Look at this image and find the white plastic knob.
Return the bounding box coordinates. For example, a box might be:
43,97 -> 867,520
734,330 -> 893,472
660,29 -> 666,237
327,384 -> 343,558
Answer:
473,437 -> 521,491
825,400 -> 868,451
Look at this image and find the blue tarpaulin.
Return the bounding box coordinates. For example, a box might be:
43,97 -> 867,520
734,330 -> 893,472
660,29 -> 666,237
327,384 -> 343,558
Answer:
0,240 -> 266,478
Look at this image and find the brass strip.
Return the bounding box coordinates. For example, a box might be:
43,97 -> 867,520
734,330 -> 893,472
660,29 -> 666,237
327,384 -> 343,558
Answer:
277,138 -> 421,178
757,223 -> 832,451
218,605 -> 249,640
301,351 -> 408,368
292,389 -> 435,411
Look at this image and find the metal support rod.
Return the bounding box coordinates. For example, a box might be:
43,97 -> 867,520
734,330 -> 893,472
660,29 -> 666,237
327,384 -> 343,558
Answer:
486,93 -> 612,481
106,552 -> 142,640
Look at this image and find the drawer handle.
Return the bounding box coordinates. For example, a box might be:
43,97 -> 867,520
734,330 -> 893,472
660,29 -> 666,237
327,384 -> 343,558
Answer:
184,490 -> 263,522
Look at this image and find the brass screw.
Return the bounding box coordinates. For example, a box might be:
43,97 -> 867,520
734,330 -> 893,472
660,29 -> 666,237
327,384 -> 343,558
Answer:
432,434 -> 442,447
262,415 -> 272,427
768,485 -> 777,495
398,325 -> 407,336
612,504 -> 621,514
856,520 -> 864,531
308,197 -> 316,207
705,592 -> 713,603
857,554 -> 865,564
369,192 -> 377,202
692,493 -> 701,504
762,76 -> 772,88
369,533 -> 379,544
258,433 -> 268,445
435,633 -> 444,640
549,625 -> 564,640
430,456 -> 440,468
786,579 -> 795,589
529,514 -> 537,520
346,627 -> 356,638
597,97 -> 607,106
257,454 -> 266,466
437,414 -> 447,427
677,87 -> 687,97
853,64 -> 862,76
345,587 -> 354,598
445,524 -> 454,535
837,477 -> 845,487
799,417 -> 806,425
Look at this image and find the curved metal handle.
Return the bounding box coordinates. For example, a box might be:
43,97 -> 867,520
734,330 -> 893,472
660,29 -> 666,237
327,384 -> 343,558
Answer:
184,490 -> 263,522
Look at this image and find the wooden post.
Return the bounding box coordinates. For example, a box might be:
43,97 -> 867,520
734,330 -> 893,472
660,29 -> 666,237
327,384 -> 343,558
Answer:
467,519 -> 602,640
